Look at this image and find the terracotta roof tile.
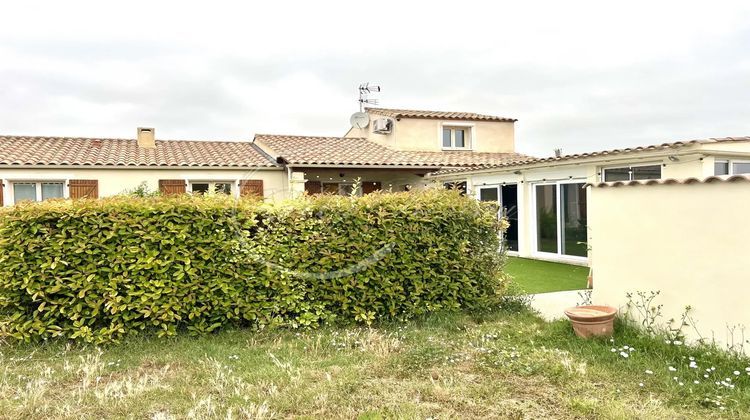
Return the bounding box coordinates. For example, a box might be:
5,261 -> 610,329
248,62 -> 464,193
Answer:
586,174 -> 750,188
432,136 -> 750,175
0,135 -> 278,168
365,107 -> 517,122
254,134 -> 531,168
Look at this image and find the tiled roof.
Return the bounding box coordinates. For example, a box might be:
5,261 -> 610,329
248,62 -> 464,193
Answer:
586,174 -> 750,188
365,107 -> 517,122
432,136 -> 750,176
254,134 -> 532,168
0,135 -> 279,168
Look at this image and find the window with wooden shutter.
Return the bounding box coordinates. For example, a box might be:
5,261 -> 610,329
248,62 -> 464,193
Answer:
305,180 -> 322,195
69,180 -> 99,199
159,179 -> 186,195
362,181 -> 382,195
239,180 -> 263,198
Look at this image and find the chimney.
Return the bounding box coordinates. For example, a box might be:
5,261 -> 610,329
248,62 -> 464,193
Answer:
137,127 -> 155,148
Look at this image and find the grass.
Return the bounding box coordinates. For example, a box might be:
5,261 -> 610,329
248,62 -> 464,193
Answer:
505,256 -> 589,294
1,309 -> 749,419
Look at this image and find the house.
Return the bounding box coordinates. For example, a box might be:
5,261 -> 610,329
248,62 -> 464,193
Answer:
0,108 -> 530,205
430,136 -> 750,264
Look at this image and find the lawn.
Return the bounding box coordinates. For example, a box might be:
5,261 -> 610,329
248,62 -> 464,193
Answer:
1,309 -> 748,419
505,256 -> 589,294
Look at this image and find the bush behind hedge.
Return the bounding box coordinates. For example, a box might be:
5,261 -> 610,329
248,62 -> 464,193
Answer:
0,189 -> 507,343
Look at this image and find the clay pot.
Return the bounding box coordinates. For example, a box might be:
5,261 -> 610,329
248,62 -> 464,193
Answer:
564,305 -> 617,338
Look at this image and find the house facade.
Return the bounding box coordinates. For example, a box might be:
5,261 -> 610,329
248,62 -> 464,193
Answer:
432,137 -> 750,264
0,108 -> 529,204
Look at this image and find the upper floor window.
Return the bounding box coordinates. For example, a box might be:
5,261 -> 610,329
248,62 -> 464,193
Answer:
442,126 -> 471,150
602,164 -> 661,182
12,181 -> 65,203
714,160 -> 750,175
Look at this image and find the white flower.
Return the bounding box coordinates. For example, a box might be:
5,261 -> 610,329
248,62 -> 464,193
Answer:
694,380 -> 700,384
610,348 -> 617,353
679,382 -> 684,386
623,345 -> 629,350
620,351 -> 629,358
673,376 -> 678,381
639,382 -> 644,387
668,366 -> 677,372
704,374 -> 709,378
745,367 -> 750,372
688,356 -> 695,361
734,371 -> 741,376
645,370 -> 653,375
689,361 -> 697,369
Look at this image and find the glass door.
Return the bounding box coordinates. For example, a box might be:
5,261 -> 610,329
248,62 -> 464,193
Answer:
534,182 -> 587,258
478,185 -> 519,252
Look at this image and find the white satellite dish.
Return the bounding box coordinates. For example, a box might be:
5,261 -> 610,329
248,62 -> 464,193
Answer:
350,112 -> 370,129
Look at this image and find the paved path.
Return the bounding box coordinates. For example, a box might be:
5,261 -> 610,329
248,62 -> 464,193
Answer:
529,290 -> 588,321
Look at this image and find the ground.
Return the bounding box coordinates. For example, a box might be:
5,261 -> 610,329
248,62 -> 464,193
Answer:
505,256 -> 589,294
1,310 -> 748,419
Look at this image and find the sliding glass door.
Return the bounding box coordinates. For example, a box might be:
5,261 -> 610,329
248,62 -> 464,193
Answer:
478,185 -> 519,252
534,182 -> 587,258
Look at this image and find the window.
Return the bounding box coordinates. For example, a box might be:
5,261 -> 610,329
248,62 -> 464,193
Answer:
534,182 -> 587,258
443,181 -> 467,195
12,181 -> 65,203
715,161 -> 730,176
321,182 -> 361,196
713,160 -> 750,175
189,181 -> 234,195
602,164 -> 661,182
442,126 -> 471,149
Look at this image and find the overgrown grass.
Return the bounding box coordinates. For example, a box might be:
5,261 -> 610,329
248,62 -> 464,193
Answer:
1,309 -> 748,419
506,257 -> 589,294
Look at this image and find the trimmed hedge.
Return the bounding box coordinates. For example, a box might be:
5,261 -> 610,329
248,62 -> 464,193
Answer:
0,189 -> 507,343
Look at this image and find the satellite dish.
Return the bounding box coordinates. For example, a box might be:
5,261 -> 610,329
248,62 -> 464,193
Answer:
350,112 -> 370,129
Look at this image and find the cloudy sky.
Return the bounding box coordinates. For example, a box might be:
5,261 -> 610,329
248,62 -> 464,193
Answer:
1,1 -> 749,156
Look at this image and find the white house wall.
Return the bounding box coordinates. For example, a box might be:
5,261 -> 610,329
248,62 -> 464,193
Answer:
0,168 -> 288,204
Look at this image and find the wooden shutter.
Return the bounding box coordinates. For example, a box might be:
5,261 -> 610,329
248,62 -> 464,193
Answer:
0,181 -> 3,206
69,180 -> 99,199
362,181 -> 382,195
159,179 -> 186,195
305,180 -> 322,195
239,180 -> 264,198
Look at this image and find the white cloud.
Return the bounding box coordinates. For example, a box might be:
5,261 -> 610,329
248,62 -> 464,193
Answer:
1,0 -> 749,156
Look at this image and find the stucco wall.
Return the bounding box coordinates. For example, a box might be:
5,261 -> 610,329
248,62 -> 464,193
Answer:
589,180 -> 750,344
0,167 -> 287,204
359,112 -> 515,153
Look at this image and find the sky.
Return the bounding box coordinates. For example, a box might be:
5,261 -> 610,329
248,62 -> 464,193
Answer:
1,1 -> 749,157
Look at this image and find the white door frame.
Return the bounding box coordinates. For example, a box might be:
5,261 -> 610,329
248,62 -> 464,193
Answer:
530,180 -> 588,263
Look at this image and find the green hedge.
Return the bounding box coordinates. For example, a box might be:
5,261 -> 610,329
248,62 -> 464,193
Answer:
0,189 -> 507,343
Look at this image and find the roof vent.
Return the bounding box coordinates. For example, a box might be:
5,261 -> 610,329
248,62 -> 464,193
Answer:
554,148 -> 562,158
137,127 -> 155,148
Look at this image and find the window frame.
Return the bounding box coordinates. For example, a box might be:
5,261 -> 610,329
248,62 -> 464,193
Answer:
8,180 -> 68,205
530,179 -> 589,262
600,163 -> 662,182
714,159 -> 750,175
188,180 -> 238,197
321,181 -> 362,197
439,122 -> 474,150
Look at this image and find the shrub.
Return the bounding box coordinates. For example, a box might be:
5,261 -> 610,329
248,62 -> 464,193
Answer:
0,189 -> 507,343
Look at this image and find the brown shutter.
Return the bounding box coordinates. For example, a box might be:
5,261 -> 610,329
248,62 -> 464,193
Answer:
0,181 -> 4,206
159,179 -> 186,195
69,180 -> 99,199
239,180 -> 264,198
362,181 -> 382,195
305,180 -> 322,195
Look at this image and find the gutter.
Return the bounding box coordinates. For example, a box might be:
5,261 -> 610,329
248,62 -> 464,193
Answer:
428,149 -> 708,179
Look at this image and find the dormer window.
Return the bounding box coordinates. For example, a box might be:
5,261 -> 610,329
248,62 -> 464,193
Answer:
441,125 -> 473,150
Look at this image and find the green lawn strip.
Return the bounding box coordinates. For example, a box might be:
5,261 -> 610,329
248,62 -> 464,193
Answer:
1,310 -> 748,418
505,256 -> 589,294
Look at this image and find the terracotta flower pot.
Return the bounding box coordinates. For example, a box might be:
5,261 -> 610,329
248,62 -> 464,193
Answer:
564,305 -> 617,338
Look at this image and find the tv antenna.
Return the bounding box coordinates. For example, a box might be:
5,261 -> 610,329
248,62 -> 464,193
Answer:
358,82 -> 381,112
